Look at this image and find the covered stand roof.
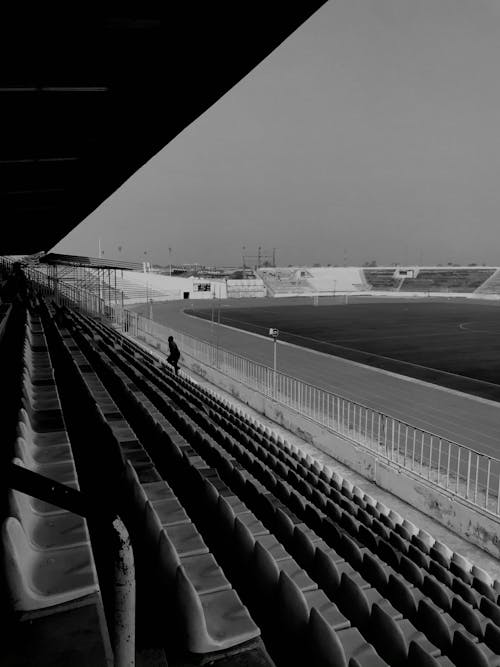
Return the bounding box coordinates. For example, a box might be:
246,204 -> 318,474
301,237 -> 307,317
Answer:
38,253 -> 143,271
0,5 -> 326,255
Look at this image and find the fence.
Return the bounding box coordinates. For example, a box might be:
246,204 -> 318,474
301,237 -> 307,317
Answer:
3,255 -> 500,518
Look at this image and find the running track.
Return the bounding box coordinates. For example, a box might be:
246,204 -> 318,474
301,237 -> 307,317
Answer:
137,301 -> 500,460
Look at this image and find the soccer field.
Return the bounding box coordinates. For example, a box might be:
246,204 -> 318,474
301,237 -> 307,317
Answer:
192,300 -> 500,401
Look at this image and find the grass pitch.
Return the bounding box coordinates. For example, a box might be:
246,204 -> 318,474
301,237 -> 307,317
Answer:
193,299 -> 500,401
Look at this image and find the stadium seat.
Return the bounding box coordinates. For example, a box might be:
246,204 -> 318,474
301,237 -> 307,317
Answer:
8,489 -> 88,550
2,517 -> 98,611
307,607 -> 388,667
174,566 -> 260,654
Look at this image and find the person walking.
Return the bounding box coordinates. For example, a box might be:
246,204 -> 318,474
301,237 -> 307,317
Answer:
167,335 -> 180,375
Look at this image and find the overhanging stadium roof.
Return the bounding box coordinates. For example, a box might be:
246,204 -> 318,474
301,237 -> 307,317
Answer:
0,5 -> 327,255
39,253 -> 143,271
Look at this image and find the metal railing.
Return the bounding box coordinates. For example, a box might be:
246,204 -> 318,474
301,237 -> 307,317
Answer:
3,255 -> 500,518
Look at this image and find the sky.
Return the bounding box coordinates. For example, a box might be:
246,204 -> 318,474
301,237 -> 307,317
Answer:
54,0 -> 500,267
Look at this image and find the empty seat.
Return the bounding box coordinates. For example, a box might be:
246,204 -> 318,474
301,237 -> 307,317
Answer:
370,603 -> 440,666
308,607 -> 388,667
175,566 -> 260,654
2,517 -> 98,611
8,489 -> 88,550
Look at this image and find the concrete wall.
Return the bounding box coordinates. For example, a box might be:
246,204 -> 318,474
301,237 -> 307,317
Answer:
137,327 -> 500,559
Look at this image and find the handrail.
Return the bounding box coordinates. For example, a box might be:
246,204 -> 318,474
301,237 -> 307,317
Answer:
3,254 -> 500,519
1,462 -> 135,667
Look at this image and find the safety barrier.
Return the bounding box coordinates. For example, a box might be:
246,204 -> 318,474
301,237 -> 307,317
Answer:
3,255 -> 500,519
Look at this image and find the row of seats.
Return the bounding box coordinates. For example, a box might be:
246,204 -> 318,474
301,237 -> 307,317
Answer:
60,305 -> 395,666
61,305 -> 486,666
3,309 -> 99,612
44,308 -> 264,660
0,302 -> 12,342
399,270 -> 494,292
61,306 -> 496,664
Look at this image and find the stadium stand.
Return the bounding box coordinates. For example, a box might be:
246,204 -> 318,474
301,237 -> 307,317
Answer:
306,268 -> 367,293
258,268 -> 314,296
399,269 -> 495,293
476,269 -> 500,296
259,267 -> 367,296
4,261 -> 500,664
363,269 -> 402,291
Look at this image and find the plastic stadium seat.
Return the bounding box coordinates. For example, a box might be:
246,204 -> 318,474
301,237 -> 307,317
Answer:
389,531 -> 408,555
387,574 -> 425,620
362,552 -> 390,591
418,529 -> 435,549
13,442 -> 78,485
449,561 -> 472,585
278,571 -> 350,650
412,535 -> 431,554
325,498 -> 342,523
484,621 -> 500,653
399,555 -> 424,588
433,541 -> 453,561
371,519 -> 389,541
480,596 -> 500,627
370,603 -> 440,666
337,574 -> 399,632
388,509 -> 403,525
340,533 -> 365,568
163,523 -> 209,558
429,561 -> 453,588
2,517 -> 98,611
394,523 -> 412,542
430,547 -> 451,569
274,507 -> 296,545
451,596 -> 484,639
358,523 -> 378,552
451,552 -> 472,572
423,575 -> 453,612
407,641 -> 455,667
159,531 -> 231,596
452,630 -> 490,667
148,497 -> 190,527
473,576 -> 497,602
17,410 -> 69,447
14,436 -> 73,466
8,489 -> 88,550
377,540 -> 400,570
307,608 -> 388,667
408,544 -> 430,569
471,565 -> 493,586
452,576 -> 480,607
174,566 -> 260,654
417,599 -> 457,653
293,525 -> 318,568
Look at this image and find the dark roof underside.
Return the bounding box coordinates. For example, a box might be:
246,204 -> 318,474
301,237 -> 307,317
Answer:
0,5 -> 327,255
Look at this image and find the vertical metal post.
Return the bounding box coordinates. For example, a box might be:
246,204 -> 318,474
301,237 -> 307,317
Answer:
273,336 -> 277,398
485,459 -> 491,509
112,517 -> 136,667
446,445 -> 451,489
466,450 -> 472,499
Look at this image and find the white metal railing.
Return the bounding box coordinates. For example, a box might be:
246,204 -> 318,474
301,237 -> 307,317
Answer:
3,255 -> 500,518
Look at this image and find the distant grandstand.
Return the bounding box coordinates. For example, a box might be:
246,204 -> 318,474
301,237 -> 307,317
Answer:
259,265 -> 500,298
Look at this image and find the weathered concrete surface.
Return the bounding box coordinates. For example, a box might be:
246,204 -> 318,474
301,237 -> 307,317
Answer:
136,328 -> 500,565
